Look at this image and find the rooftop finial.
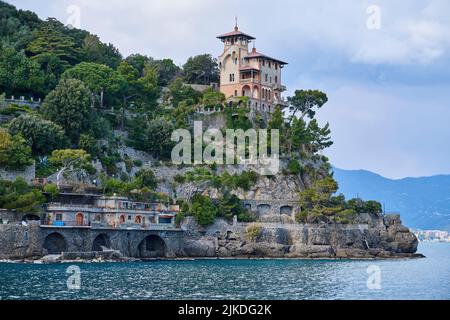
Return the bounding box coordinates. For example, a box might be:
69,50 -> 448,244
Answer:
234,16 -> 238,31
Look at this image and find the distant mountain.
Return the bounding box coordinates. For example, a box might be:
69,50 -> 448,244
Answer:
333,167 -> 450,232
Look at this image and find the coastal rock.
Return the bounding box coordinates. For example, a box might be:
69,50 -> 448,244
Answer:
183,239 -> 217,257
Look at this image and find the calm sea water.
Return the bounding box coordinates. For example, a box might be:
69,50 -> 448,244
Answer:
1,243 -> 449,300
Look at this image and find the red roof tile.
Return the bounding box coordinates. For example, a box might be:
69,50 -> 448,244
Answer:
245,49 -> 288,65
217,28 -> 256,40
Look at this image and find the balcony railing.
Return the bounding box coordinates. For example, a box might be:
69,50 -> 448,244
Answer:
41,220 -> 178,231
46,203 -> 179,215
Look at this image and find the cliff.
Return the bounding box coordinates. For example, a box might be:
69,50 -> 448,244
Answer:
181,214 -> 420,259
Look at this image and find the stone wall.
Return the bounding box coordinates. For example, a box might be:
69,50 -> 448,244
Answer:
0,223 -> 43,260
0,162 -> 35,183
179,214 -> 420,259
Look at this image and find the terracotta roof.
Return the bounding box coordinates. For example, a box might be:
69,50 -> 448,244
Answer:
217,27 -> 256,40
245,48 -> 288,65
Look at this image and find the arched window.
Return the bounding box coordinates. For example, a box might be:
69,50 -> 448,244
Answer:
135,216 -> 142,224
119,215 -> 126,224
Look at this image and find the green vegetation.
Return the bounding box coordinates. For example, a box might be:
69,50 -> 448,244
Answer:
182,54 -> 219,85
0,2 -> 382,228
297,176 -> 382,224
0,129 -> 33,170
0,178 -> 45,213
246,224 -> 263,242
40,78 -> 92,142
9,114 -> 68,156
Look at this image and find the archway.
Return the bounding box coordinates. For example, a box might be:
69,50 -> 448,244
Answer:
257,204 -> 272,216
138,235 -> 166,258
43,232 -> 67,254
22,214 -> 40,222
242,85 -> 251,97
76,213 -> 84,226
280,206 -> 293,216
92,234 -> 110,252
252,86 -> 259,99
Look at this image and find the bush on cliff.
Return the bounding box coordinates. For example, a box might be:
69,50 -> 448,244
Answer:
0,178 -> 45,213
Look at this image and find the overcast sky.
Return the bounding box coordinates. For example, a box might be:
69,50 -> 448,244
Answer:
7,0 -> 450,179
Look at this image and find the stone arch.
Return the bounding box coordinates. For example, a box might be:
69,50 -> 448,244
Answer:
242,85 -> 251,97
244,203 -> 252,211
280,206 -> 293,216
92,234 -> 110,252
43,232 -> 68,254
138,235 -> 167,258
257,204 -> 272,216
252,86 -> 259,99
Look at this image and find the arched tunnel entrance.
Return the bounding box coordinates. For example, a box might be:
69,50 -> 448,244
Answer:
22,214 -> 40,222
43,232 -> 68,255
138,235 -> 166,258
92,234 -> 111,252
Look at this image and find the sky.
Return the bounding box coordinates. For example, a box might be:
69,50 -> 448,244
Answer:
7,0 -> 450,179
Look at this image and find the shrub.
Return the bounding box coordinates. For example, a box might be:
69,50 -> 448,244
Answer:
246,224 -> 263,242
287,159 -> 302,175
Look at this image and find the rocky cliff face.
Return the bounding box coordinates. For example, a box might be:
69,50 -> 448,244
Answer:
180,213 -> 421,259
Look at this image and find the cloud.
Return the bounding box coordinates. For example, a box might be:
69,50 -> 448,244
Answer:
6,0 -> 450,178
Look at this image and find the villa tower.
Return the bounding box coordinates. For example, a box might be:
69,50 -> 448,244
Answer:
217,22 -> 288,114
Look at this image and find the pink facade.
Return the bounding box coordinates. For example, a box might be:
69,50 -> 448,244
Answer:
217,25 -> 288,114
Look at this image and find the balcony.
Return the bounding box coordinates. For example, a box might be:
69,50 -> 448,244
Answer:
273,84 -> 287,92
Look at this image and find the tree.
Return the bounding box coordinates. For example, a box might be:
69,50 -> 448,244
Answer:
62,62 -> 127,108
40,78 -> 92,142
307,119 -> 333,152
153,58 -> 181,86
136,64 -> 160,109
183,54 -> 219,85
201,87 -> 225,107
81,34 -> 122,69
0,129 -> 33,170
168,78 -> 202,108
0,178 -> 45,213
9,114 -> 68,156
49,149 -> 91,189
125,54 -> 152,76
78,133 -> 99,157
298,177 -> 356,224
0,44 -> 46,96
134,169 -> 158,190
189,194 -> 218,226
128,117 -> 175,159
269,106 -> 285,130
26,18 -> 79,66
287,90 -> 328,122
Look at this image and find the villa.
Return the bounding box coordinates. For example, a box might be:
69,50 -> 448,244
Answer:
43,193 -> 180,230
217,23 -> 288,114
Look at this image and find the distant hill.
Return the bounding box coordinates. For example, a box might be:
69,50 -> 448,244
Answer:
333,167 -> 450,231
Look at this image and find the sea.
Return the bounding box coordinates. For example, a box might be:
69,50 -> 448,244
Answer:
1,242 -> 449,300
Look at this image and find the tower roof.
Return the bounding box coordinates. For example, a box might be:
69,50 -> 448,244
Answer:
217,26 -> 256,40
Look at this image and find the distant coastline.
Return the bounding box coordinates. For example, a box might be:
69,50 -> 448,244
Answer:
413,229 -> 450,243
